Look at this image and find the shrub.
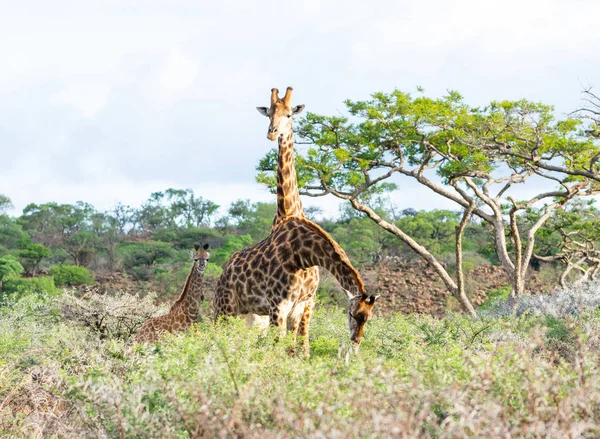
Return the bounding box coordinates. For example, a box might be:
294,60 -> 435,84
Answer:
118,242 -> 174,279
49,265 -> 94,287
0,255 -> 24,290
483,280 -> 600,317
1,276 -> 58,297
55,290 -> 168,340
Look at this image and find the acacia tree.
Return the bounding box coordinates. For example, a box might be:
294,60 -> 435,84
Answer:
257,89 -> 597,307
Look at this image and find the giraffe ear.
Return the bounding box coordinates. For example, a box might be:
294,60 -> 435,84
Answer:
367,295 -> 380,305
203,243 -> 209,250
292,104 -> 305,116
188,251 -> 196,260
342,288 -> 355,300
256,107 -> 269,117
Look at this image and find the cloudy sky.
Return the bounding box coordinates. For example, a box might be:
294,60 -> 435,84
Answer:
1,0 -> 598,218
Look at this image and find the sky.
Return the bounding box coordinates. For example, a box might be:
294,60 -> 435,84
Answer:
1,0 -> 599,219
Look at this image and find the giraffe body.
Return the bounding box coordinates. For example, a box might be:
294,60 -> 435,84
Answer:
256,87 -> 320,343
134,244 -> 210,343
213,217 -> 378,352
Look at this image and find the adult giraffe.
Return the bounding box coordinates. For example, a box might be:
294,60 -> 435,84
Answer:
256,87 -> 320,349
213,217 -> 379,355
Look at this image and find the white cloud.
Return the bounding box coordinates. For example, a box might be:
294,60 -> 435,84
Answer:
0,1 -> 598,220
49,82 -> 111,118
157,50 -> 200,97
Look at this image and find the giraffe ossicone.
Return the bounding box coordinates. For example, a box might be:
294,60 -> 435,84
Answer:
134,243 -> 210,343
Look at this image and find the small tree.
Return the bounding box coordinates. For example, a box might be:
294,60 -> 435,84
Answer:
18,243 -> 50,276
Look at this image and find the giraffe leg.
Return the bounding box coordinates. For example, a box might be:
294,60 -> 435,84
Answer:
287,308 -> 303,356
297,296 -> 316,358
269,306 -> 288,345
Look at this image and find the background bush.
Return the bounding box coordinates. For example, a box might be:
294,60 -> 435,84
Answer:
1,276 -> 58,298
48,264 -> 94,287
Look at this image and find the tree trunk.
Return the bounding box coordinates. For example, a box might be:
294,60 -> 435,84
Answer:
455,203 -> 477,315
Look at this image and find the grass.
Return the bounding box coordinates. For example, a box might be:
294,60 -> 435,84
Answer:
2,285 -> 600,437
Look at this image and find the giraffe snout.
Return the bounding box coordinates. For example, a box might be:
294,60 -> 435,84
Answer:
267,126 -> 278,140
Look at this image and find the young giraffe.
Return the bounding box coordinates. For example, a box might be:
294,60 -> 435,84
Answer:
256,87 -> 320,343
134,244 -> 210,343
213,217 -> 379,355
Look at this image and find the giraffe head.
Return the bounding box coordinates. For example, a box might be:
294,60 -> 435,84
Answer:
189,243 -> 210,275
346,292 -> 379,348
256,87 -> 305,141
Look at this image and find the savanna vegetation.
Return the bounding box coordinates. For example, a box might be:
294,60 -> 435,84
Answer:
2,87 -> 600,437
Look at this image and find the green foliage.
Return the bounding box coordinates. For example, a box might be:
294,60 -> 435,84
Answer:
137,189 -> 219,232
396,210 -> 461,256
204,262 -> 223,280
18,243 -> 50,275
49,265 -> 94,287
3,292 -> 600,437
1,276 -> 58,297
0,194 -> 12,214
0,255 -> 24,283
152,226 -> 225,250
118,241 -> 174,269
152,262 -> 192,298
0,215 -> 29,254
544,315 -> 577,360
212,234 -> 254,266
479,286 -> 511,310
327,216 -> 394,266
224,200 -> 276,241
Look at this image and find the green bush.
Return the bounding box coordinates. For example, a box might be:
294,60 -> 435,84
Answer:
0,255 -> 24,283
153,227 -> 225,250
49,265 -> 95,287
204,262 -> 223,280
1,276 -> 58,297
212,234 -> 253,266
479,285 -> 511,310
118,241 -> 174,271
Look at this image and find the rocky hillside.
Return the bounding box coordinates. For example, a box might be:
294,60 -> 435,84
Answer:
87,260 -> 556,317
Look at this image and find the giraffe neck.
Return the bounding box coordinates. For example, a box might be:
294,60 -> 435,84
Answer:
280,218 -> 364,297
274,130 -> 304,226
172,264 -> 204,320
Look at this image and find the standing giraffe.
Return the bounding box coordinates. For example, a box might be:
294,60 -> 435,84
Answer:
256,87 -> 320,344
213,217 -> 379,355
134,244 -> 210,343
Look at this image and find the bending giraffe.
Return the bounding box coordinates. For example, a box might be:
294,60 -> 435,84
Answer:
256,87 -> 320,341
213,217 -> 379,355
134,244 -> 210,343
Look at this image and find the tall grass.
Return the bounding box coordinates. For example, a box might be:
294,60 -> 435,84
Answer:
2,282 -> 600,437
